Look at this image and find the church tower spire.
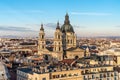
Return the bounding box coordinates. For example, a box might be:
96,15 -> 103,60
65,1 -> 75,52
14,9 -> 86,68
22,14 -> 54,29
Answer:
40,23 -> 44,31
54,21 -> 63,60
54,21 -> 62,52
56,21 -> 60,30
64,13 -> 70,24
38,23 -> 46,55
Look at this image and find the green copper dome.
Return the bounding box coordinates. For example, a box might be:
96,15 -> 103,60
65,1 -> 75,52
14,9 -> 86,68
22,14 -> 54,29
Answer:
61,13 -> 74,33
61,24 -> 74,33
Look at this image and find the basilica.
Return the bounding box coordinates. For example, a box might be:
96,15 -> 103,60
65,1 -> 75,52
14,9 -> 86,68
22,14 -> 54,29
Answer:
38,13 -> 89,61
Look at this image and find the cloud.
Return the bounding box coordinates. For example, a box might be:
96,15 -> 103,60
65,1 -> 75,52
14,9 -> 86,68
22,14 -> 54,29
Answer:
71,12 -> 112,16
44,23 -> 86,28
0,23 -> 88,38
0,26 -> 36,32
45,23 -> 61,29
73,25 -> 87,28
115,25 -> 120,28
26,23 -> 87,31
26,23 -> 60,30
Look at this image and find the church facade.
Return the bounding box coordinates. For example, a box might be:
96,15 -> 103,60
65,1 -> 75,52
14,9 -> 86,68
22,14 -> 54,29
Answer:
38,13 -> 87,61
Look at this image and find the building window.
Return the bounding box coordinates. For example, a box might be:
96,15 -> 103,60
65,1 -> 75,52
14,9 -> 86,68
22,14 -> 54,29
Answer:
114,72 -> 118,76
68,40 -> 69,43
92,74 -> 95,79
42,45 -> 44,49
107,72 -> 110,77
58,35 -> 60,39
114,77 -> 118,80
59,47 -> 61,51
84,75 -> 87,80
107,78 -> 110,80
42,35 -> 44,39
100,74 -> 103,78
42,78 -> 46,80
81,71 -> 84,74
71,40 -> 72,44
59,42 -> 60,45
53,75 -> 56,78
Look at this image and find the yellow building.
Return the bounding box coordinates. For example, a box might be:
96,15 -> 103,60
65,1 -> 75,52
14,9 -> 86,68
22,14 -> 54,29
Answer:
38,13 -> 87,61
17,13 -> 120,80
17,64 -> 118,80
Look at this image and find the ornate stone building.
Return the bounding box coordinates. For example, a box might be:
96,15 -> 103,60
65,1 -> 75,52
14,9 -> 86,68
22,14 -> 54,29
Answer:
38,13 -> 87,61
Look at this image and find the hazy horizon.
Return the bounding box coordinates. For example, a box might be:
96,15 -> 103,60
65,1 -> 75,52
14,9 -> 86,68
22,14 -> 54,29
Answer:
0,0 -> 120,37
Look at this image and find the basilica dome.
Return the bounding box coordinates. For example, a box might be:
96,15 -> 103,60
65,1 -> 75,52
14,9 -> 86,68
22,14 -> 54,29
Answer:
61,13 -> 74,33
61,24 -> 74,33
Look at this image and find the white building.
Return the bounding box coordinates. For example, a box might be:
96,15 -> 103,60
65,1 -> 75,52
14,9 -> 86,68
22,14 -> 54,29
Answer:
0,62 -> 11,80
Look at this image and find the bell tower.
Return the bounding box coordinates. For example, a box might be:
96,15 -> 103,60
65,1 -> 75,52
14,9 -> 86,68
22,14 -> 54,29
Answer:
53,21 -> 63,52
38,24 -> 46,55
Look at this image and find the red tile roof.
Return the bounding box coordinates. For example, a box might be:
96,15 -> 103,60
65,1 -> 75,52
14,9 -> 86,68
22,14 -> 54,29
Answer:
61,59 -> 75,65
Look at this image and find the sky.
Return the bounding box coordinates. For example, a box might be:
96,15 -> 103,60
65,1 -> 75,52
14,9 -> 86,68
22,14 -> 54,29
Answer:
0,0 -> 120,38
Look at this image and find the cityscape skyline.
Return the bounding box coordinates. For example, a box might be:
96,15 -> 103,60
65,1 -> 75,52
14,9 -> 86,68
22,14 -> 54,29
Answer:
0,0 -> 120,37
1,1 -> 120,80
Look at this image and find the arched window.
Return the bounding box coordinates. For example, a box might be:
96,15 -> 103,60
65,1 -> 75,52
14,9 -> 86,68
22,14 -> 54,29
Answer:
71,40 -> 72,44
59,42 -> 60,45
58,35 -> 60,39
59,47 -> 61,51
42,45 -> 44,49
68,40 -> 69,43
54,47 -> 56,51
44,55 -> 48,60
41,35 -> 44,39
